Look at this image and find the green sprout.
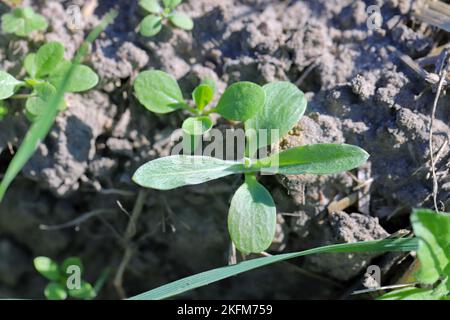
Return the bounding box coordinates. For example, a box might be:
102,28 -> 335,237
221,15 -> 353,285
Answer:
138,0 -> 193,37
132,70 -> 370,254
33,256 -> 98,300
1,7 -> 48,37
0,41 -> 99,121
379,209 -> 450,300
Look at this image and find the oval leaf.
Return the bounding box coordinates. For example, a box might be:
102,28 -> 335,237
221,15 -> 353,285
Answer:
256,143 -> 369,175
133,155 -> 245,190
24,53 -> 37,77
1,8 -> 48,37
169,12 -> 193,30
411,209 -> 450,285
182,116 -> 213,135
48,61 -> 99,92
35,42 -> 65,77
61,257 -> 84,276
245,82 -> 307,152
134,70 -> 185,113
140,15 -> 162,37
68,281 -> 96,300
216,82 -> 265,122
0,71 -> 23,100
33,256 -> 61,281
139,0 -> 162,13
25,83 -> 65,121
163,0 -> 182,9
228,176 -> 276,254
192,84 -> 214,110
44,282 -> 67,300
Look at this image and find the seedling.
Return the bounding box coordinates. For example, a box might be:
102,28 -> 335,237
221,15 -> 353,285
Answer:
0,41 -> 99,121
1,6 -> 48,37
138,0 -> 193,37
379,209 -> 450,300
132,70 -> 370,253
33,256 -> 97,300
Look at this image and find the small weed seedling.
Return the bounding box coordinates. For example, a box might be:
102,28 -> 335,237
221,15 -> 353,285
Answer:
1,6 -> 48,37
33,256 -> 98,300
138,0 -> 193,37
132,70 -> 370,254
379,209 -> 450,300
0,41 -> 99,121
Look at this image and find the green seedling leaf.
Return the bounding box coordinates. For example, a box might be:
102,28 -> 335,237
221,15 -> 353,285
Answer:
68,281 -> 96,300
169,12 -> 193,30
181,116 -> 213,154
35,42 -> 65,77
256,143 -> 369,175
25,83 -> 66,121
44,282 -> 68,300
139,15 -> 162,37
139,0 -> 162,13
378,287 -> 439,300
134,70 -> 185,113
33,256 -> 61,281
129,238 -> 418,300
133,155 -> 246,190
48,61 -> 99,92
245,82 -> 307,152
201,78 -> 216,94
182,116 -> 213,135
216,82 -> 265,122
411,209 -> 450,285
163,0 -> 182,9
192,84 -> 214,110
0,71 -> 23,100
24,53 -> 37,78
1,7 -> 48,37
228,175 -> 276,253
0,10 -> 117,202
61,257 -> 84,276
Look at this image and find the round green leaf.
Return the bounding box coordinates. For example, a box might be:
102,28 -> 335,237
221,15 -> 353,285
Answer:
139,15 -> 163,37
182,116 -> 213,135
61,257 -> 84,276
1,8 -> 48,37
68,281 -> 96,300
24,53 -> 37,78
163,0 -> 182,9
216,82 -> 265,122
139,0 -> 162,13
245,82 -> 307,152
0,71 -> 23,100
169,12 -> 193,30
228,176 -> 276,254
44,282 -> 67,300
192,84 -> 214,110
35,42 -> 65,77
48,61 -> 99,92
134,70 -> 185,113
33,256 -> 61,281
25,83 -> 66,121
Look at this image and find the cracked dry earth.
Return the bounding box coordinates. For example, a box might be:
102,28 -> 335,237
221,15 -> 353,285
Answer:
0,0 -> 449,299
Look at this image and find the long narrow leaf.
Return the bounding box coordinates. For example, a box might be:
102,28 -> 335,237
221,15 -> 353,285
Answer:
129,238 -> 418,300
256,143 -> 369,175
0,11 -> 117,201
133,155 -> 246,190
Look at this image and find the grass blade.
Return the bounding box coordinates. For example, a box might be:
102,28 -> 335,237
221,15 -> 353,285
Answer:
129,238 -> 418,300
0,11 -> 117,201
